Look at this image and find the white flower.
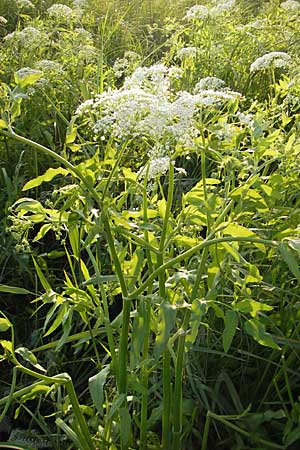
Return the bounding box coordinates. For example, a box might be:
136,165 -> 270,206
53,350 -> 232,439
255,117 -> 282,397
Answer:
138,157 -> 170,180
194,76 -> 226,92
177,47 -> 198,60
210,0 -> 236,16
193,89 -> 241,106
250,52 -> 291,72
0,16 -> 7,25
236,111 -> 254,127
47,4 -> 74,21
34,59 -> 63,74
184,5 -> 210,20
73,0 -> 88,7
4,27 -> 48,49
280,0 -> 300,11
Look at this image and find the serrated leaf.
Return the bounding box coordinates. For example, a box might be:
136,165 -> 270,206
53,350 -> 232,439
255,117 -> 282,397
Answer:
89,365 -> 110,415
222,310 -> 238,353
0,318 -> 12,332
0,284 -> 31,295
22,167 -> 69,191
244,318 -> 280,350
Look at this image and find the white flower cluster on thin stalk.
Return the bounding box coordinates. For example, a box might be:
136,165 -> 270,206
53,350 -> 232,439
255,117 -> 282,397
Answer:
4,26 -> 48,50
280,0 -> 300,12
76,64 -> 241,154
210,0 -> 236,16
34,60 -> 63,74
250,52 -> 291,73
47,4 -> 75,21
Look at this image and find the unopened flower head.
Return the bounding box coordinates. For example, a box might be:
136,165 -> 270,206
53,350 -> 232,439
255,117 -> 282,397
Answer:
250,52 -> 291,72
184,5 -> 210,21
194,76 -> 226,92
177,47 -> 198,60
47,4 -> 74,21
34,59 -> 63,74
280,0 -> 300,11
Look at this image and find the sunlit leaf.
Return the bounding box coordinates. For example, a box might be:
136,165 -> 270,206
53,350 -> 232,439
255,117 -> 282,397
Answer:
22,167 -> 69,191
244,319 -> 280,350
89,365 -> 110,415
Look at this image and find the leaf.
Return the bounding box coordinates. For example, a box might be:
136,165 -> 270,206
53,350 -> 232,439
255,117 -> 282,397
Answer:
0,284 -> 31,295
89,365 -> 110,415
15,347 -> 46,372
223,223 -> 265,252
222,310 -> 238,353
106,394 -> 126,421
0,318 -> 12,332
234,299 -> 273,317
244,319 -> 280,350
14,69 -> 43,87
0,119 -> 7,129
154,301 -> 177,358
0,340 -> 13,353
33,224 -> 52,242
278,242 -> 300,283
22,167 -> 69,191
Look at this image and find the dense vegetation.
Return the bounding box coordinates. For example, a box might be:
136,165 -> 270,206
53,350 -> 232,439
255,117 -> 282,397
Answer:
1,0 -> 300,448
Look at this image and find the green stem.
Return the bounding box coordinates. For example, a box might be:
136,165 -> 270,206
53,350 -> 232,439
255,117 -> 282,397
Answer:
158,162 -> 175,449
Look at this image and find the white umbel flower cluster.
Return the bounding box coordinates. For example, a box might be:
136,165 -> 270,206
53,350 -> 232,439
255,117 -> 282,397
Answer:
280,0 -> 300,11
4,27 -> 48,49
194,76 -> 226,92
76,64 -> 241,151
184,5 -> 210,20
250,52 -> 291,72
47,4 -> 74,21
184,1 -> 235,20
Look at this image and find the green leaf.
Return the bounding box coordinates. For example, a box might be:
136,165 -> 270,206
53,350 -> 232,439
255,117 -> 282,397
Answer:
22,167 -> 69,191
14,69 -> 43,87
244,319 -> 280,350
223,223 -> 265,252
0,284 -> 31,295
106,394 -> 126,421
0,340 -> 13,353
222,310 -> 238,353
15,347 -> 46,372
89,365 -> 110,415
278,242 -> 300,283
33,224 -> 52,242
154,301 -> 177,358
234,299 -> 273,317
0,318 -> 12,332
0,119 -> 7,129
